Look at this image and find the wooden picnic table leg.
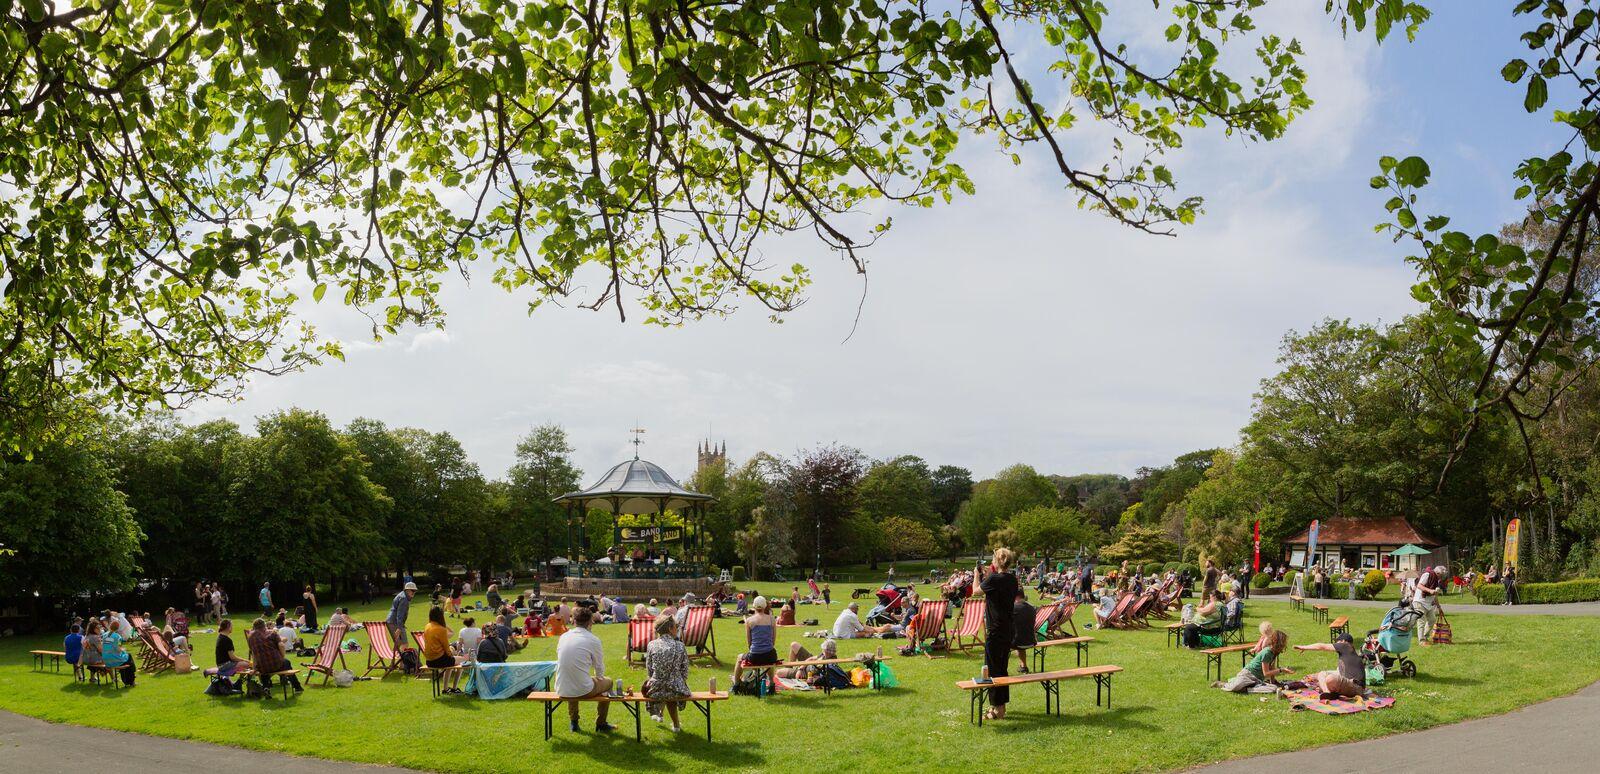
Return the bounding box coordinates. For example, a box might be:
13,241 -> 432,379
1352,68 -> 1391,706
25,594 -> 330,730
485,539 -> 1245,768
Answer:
1207,653 -> 1220,682
630,700 -> 641,742
1096,673 -> 1112,708
1032,646 -> 1044,674
1077,642 -> 1088,668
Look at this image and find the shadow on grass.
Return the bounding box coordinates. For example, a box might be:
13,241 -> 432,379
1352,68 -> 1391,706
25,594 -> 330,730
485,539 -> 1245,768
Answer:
58,681 -> 131,698
1410,674 -> 1483,687
549,734 -> 764,769
980,704 -> 1157,734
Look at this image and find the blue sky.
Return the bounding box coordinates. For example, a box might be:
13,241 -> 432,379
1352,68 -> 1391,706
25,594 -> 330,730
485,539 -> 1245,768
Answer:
190,2 -> 1565,485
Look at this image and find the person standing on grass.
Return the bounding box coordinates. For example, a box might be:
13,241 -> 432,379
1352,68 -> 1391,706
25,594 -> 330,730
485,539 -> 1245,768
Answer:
554,607 -> 616,734
258,581 -> 272,616
973,547 -> 1019,721
1414,565 -> 1442,641
1502,565 -> 1519,605
388,581 -> 418,651
302,584 -> 319,632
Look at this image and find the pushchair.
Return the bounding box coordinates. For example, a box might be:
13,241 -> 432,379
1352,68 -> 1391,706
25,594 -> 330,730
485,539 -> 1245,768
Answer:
1363,602 -> 1423,679
866,583 -> 911,625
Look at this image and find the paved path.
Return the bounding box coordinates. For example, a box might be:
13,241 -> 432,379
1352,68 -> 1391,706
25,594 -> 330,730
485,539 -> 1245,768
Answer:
1192,677 -> 1600,773
0,711 -> 422,774
1246,594 -> 1600,616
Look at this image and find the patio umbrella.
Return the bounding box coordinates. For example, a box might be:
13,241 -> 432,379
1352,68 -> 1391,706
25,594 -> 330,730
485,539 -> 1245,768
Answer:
1387,544 -> 1430,556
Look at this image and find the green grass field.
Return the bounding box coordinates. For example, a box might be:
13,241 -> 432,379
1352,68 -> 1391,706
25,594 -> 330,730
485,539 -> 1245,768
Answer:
2,584 -> 1594,773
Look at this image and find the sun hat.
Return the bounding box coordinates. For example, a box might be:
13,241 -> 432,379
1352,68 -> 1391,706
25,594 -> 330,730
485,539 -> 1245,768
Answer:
403,582 -> 418,591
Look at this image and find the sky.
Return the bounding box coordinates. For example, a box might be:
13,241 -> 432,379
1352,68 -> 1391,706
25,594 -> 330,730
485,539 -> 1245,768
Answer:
187,1 -> 1566,486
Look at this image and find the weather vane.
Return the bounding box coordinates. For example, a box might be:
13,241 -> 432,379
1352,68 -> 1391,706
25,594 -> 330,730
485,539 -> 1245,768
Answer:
629,425 -> 646,459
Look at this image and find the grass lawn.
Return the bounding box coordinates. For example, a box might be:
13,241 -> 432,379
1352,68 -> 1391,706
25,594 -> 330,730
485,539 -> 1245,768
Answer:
2,586 -> 1595,773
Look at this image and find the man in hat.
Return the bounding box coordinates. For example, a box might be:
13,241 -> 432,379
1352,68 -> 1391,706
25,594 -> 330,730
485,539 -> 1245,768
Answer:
387,581 -> 418,650
1414,564 -> 1443,642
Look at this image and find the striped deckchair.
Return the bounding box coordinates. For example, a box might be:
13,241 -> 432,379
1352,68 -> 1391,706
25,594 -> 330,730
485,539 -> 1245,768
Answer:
626,615 -> 657,668
907,599 -> 949,656
360,621 -> 403,678
953,597 -> 986,653
680,606 -> 719,665
137,629 -> 175,674
1099,593 -> 1139,629
300,623 -> 348,685
1032,602 -> 1059,635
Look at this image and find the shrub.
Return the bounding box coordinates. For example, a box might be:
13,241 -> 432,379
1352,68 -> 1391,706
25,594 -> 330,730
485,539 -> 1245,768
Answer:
1284,570 -> 1299,590
731,565 -> 745,582
1166,562 -> 1200,581
1251,572 -> 1272,589
1361,569 -> 1387,599
1474,577 -> 1600,605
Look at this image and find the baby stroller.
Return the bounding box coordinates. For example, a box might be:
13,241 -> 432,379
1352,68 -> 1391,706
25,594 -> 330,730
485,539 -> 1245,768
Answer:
1363,602 -> 1423,679
866,583 -> 911,625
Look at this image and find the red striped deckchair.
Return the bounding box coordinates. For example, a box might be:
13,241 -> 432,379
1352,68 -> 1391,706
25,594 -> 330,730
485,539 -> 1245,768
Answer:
680,606 -> 719,664
626,615 -> 657,668
137,629 -> 175,674
907,599 -> 949,655
953,597 -> 986,653
300,623 -> 348,685
360,621 -> 403,678
1096,593 -> 1136,629
1124,592 -> 1158,628
1051,599 -> 1081,637
1032,602 -> 1059,635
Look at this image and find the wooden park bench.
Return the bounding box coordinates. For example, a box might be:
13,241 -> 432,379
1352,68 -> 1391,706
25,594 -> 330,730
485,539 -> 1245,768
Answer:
30,650 -> 65,673
1028,636 -> 1093,673
528,690 -> 729,741
1289,595 -> 1305,612
84,664 -> 121,688
1310,604 -> 1330,624
1165,621 -> 1185,648
1200,644 -> 1254,682
956,664 -> 1123,726
1328,615 -> 1350,642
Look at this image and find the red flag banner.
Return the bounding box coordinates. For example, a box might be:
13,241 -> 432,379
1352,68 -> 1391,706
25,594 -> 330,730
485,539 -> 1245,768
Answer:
1253,520 -> 1261,571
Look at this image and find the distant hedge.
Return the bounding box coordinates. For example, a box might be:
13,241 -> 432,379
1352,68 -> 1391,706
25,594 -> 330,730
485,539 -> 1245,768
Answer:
1251,572 -> 1272,589
1474,578 -> 1600,605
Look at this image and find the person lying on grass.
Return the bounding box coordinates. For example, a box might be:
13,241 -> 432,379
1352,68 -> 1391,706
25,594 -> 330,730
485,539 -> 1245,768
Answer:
1293,632 -> 1365,699
1217,630 -> 1291,693
554,607 -> 617,734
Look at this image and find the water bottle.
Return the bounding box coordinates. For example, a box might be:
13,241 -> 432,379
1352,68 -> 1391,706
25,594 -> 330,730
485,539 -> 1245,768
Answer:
709,676 -> 717,694
980,664 -> 990,683
876,645 -> 884,660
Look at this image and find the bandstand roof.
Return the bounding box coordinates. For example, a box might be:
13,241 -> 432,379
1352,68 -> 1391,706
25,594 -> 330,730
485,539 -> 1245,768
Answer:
554,458 -> 715,514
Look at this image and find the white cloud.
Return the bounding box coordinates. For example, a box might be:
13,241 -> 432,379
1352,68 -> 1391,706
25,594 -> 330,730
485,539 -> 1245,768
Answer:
187,4 -> 1440,483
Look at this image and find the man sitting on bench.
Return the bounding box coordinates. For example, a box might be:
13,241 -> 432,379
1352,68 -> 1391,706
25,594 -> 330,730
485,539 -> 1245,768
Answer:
246,618 -> 302,694
554,607 -> 616,734
776,638 -> 838,681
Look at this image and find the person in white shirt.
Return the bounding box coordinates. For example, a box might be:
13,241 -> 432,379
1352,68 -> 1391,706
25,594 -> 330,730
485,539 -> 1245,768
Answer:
833,602 -> 866,639
457,616 -> 483,660
1414,565 -> 1443,641
276,617 -> 299,656
554,608 -> 616,733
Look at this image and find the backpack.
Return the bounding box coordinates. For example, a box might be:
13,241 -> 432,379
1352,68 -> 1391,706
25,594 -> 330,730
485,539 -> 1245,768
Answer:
400,649 -> 421,675
809,664 -> 852,690
204,676 -> 233,696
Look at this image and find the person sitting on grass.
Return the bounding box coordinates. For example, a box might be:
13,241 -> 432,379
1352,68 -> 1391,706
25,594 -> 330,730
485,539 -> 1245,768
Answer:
1012,588 -> 1037,673
1183,591 -> 1225,648
554,607 -> 616,734
776,601 -> 796,626
733,596 -> 779,688
102,618 -> 137,686
247,618 -> 303,694
422,606 -> 463,694
457,616 -> 483,659
1293,632 -> 1366,699
644,614 -> 692,731
546,604 -> 570,637
212,619 -> 250,693
832,602 -> 867,640
1217,629 -> 1290,693
326,607 -> 352,630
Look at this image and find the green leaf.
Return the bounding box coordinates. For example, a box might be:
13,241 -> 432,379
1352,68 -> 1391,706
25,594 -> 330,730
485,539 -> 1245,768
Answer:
1501,59 -> 1528,82
312,283 -> 328,302
1526,75 -> 1548,112
1394,156 -> 1431,187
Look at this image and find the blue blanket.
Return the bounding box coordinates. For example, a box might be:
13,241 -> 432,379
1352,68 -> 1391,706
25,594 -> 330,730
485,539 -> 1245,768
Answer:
465,661 -> 558,700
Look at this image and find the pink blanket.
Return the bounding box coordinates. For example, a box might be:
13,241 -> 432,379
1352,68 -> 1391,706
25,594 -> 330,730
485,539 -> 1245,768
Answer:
1284,688 -> 1396,715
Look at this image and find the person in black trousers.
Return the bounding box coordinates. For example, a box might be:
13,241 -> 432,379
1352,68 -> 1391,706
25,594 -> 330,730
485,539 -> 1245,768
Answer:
1502,565 -> 1519,605
973,547 -> 1020,721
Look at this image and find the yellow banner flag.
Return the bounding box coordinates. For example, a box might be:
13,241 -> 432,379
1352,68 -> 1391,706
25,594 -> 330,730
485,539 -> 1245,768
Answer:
1504,518 -> 1521,571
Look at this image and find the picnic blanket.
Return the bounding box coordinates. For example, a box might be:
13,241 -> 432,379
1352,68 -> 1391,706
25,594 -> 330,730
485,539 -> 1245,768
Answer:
1284,688 -> 1396,715
463,661 -> 557,700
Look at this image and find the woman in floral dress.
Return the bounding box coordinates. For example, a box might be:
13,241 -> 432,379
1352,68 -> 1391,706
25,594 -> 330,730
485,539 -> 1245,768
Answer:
644,614 -> 693,731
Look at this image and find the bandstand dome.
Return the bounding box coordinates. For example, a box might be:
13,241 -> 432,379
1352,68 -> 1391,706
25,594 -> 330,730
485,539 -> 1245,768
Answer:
554,458 -> 714,514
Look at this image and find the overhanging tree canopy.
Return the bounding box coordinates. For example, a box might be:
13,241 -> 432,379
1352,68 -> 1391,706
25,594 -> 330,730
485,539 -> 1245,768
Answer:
0,0 -> 1424,454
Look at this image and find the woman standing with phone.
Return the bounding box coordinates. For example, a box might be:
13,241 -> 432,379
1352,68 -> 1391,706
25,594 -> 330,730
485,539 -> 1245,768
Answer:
972,547 -> 1019,721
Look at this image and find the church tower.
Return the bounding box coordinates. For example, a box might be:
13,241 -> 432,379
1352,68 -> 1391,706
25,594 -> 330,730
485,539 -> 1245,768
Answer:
697,439 -> 727,473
